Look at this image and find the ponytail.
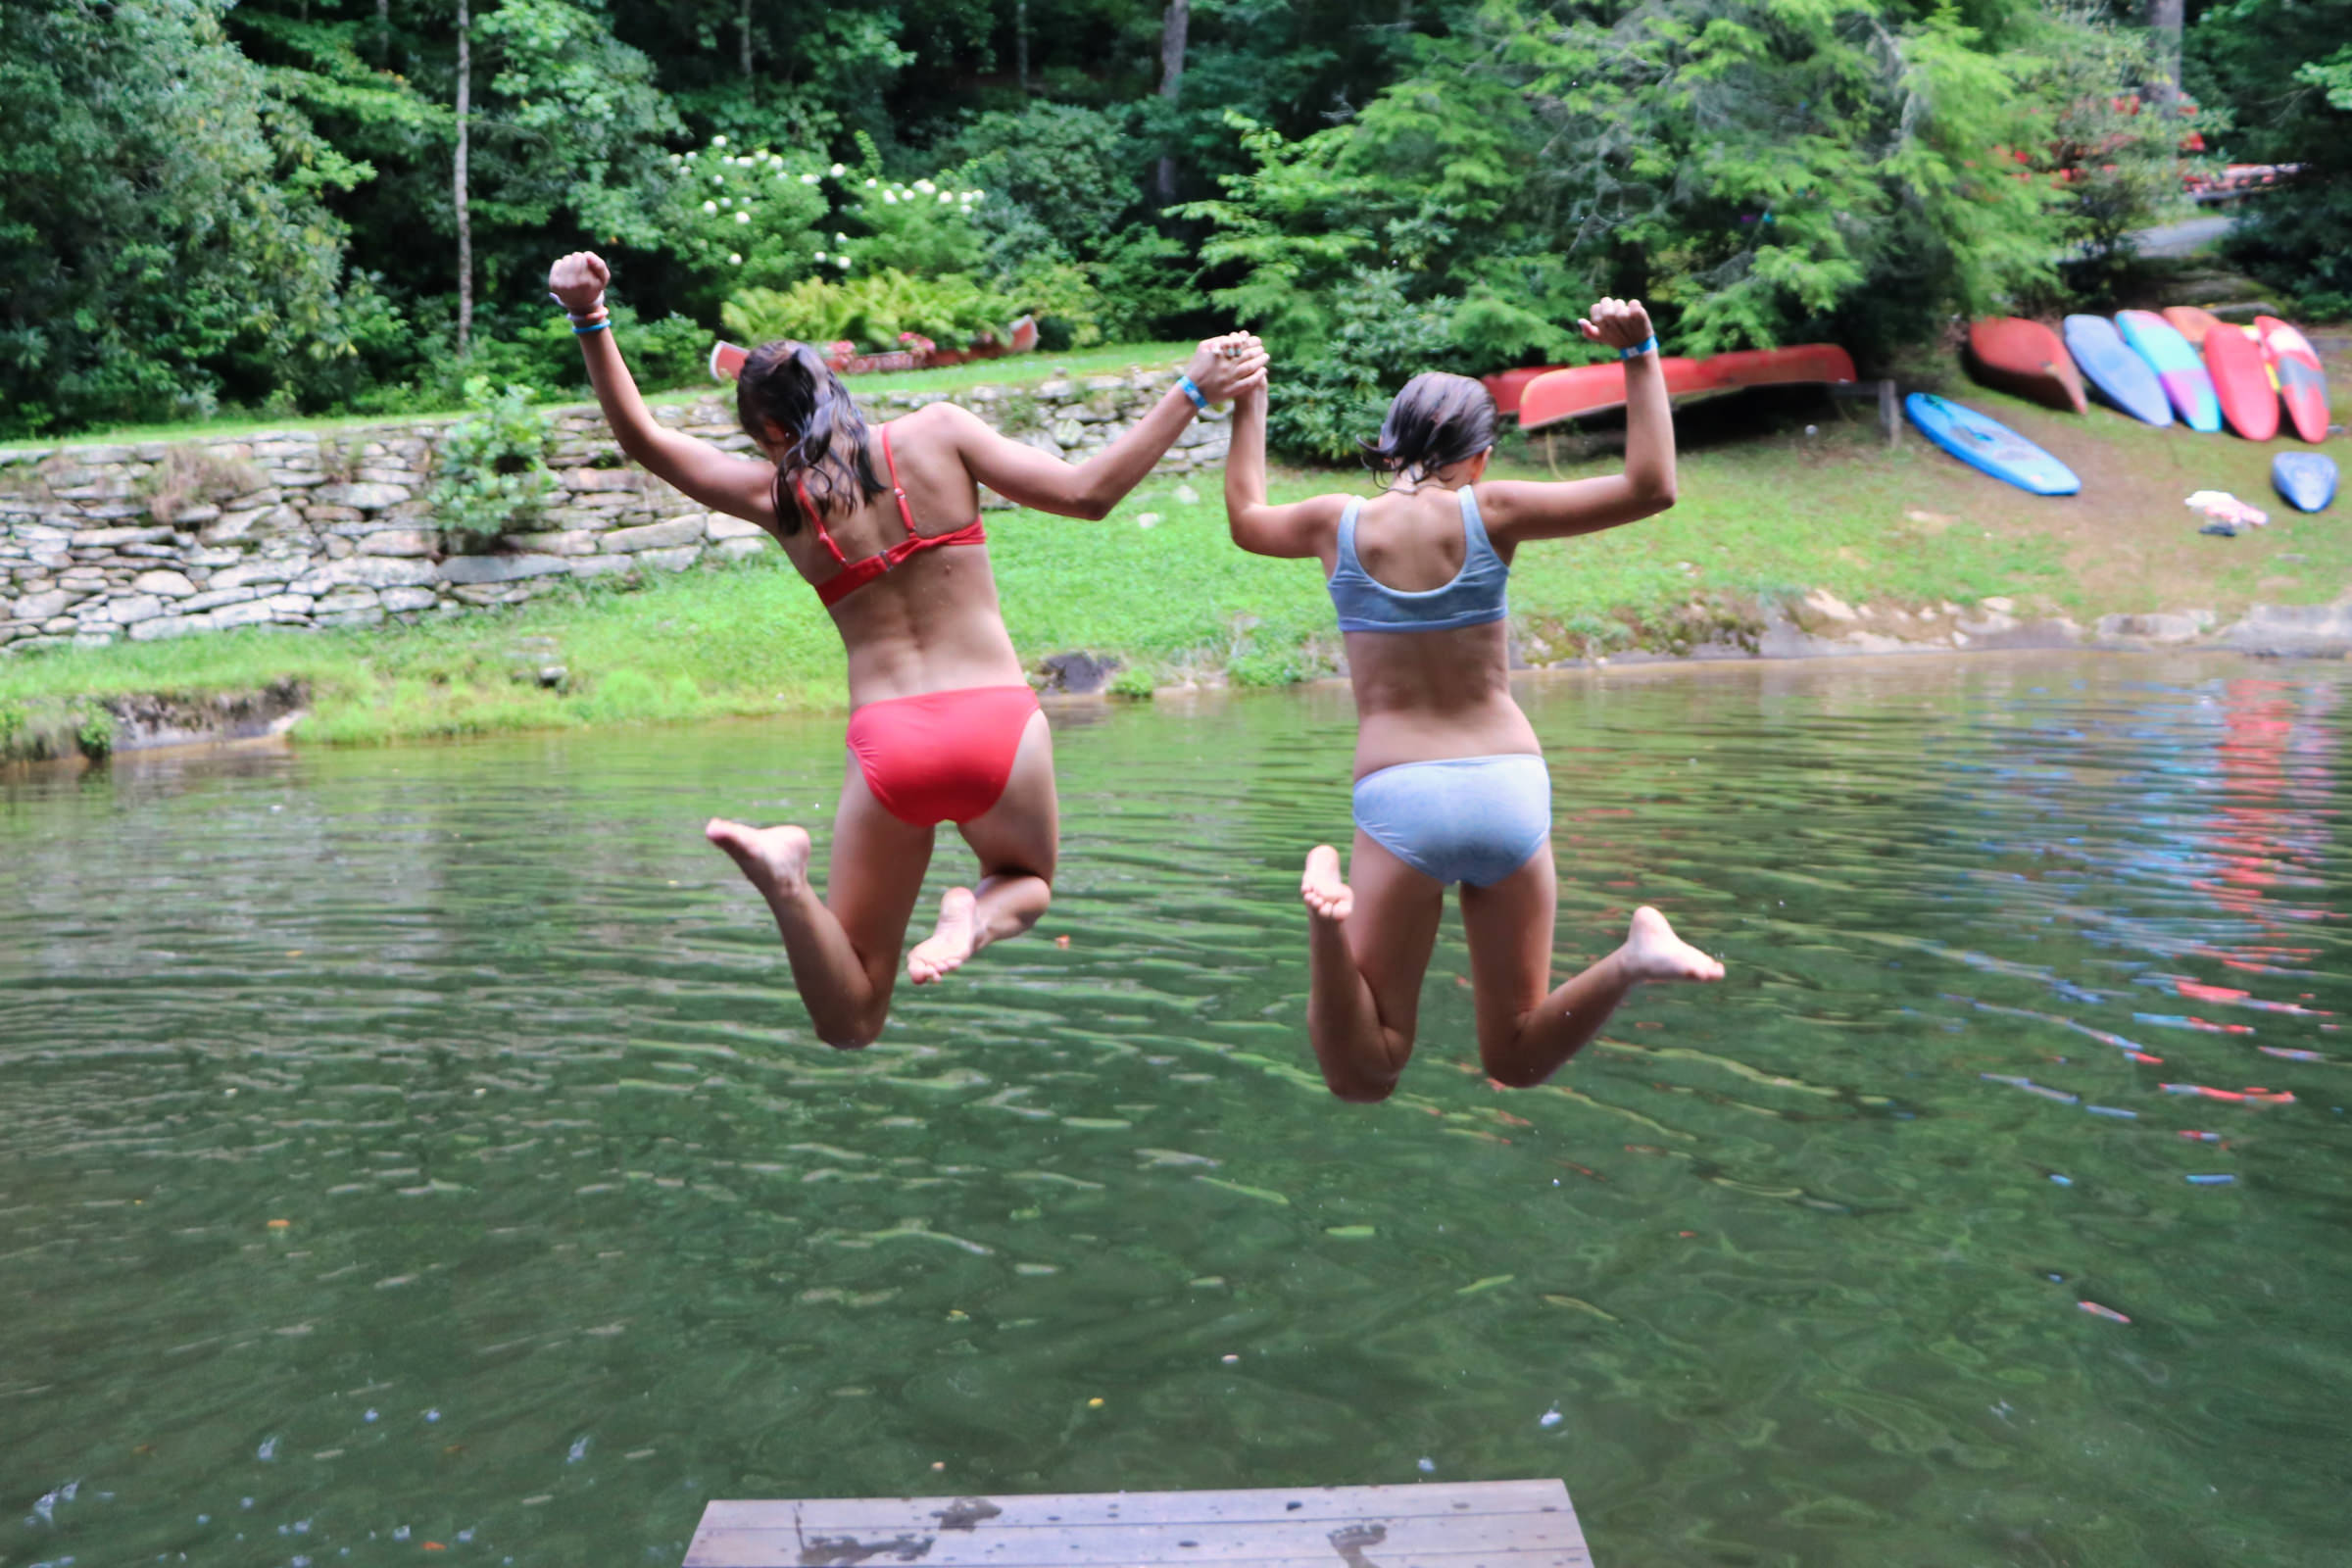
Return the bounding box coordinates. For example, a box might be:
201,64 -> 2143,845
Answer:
735,340 -> 886,533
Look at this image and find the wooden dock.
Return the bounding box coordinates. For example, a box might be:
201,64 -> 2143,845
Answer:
684,1479 -> 1592,1568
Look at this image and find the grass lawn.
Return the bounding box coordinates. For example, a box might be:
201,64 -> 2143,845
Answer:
21,342 -> 1201,451
10,381 -> 2338,758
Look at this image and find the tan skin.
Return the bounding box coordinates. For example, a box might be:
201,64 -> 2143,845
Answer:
1224,297 -> 1723,1102
549,251 -> 1267,1047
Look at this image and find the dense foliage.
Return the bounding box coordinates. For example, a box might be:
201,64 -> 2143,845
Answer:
2187,0 -> 2352,315
0,0 -> 2333,442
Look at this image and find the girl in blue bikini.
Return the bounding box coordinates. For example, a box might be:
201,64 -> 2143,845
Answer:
1224,298 -> 1723,1102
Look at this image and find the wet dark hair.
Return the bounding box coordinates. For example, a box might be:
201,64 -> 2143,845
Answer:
736,340 -> 886,534
1361,371 -> 1497,486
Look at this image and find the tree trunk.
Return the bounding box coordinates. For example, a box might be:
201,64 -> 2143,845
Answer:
2147,0 -> 2182,109
739,0 -> 753,78
1016,0 -> 1029,93
1155,0 -> 1189,207
454,0 -> 472,356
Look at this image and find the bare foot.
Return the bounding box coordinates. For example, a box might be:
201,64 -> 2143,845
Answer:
1617,906 -> 1725,983
907,887 -> 978,985
1301,844 -> 1353,922
706,818 -> 812,903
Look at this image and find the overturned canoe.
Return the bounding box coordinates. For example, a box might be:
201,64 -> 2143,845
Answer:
1966,318 -> 2086,414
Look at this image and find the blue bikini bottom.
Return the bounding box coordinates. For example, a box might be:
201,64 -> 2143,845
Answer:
1350,754 -> 1551,887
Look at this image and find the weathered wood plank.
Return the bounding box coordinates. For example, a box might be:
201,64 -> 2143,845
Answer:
690,1514 -> 1587,1566
685,1482 -> 1592,1568
700,1480 -> 1569,1532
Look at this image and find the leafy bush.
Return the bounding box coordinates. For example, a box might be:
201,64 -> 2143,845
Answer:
722,270 -> 1022,353
2192,0 -> 2352,307
943,102 -> 1147,256
429,378 -> 560,545
1264,270 -> 1455,463
656,134 -> 829,298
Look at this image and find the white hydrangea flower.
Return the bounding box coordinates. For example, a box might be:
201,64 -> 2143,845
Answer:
913,178 -> 936,194
836,255 -> 852,269
703,200 -> 717,214
938,191 -> 954,204
882,190 -> 898,204
801,172 -> 820,184
863,177 -> 878,188
685,150 -> 697,161
834,231 -> 848,244
830,163 -> 847,177
711,174 -> 724,186
735,210 -> 751,223
814,251 -> 827,262
712,134 -> 728,146
729,252 -> 743,265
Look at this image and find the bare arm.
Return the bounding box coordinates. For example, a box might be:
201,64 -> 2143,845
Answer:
1222,379 -> 1347,559
950,334 -> 1269,520
1480,297 -> 1679,545
548,251 -> 776,527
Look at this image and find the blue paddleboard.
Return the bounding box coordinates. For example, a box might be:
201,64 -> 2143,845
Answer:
2274,452 -> 2337,513
1905,393 -> 2082,496
2064,314 -> 2174,427
2117,310 -> 2223,432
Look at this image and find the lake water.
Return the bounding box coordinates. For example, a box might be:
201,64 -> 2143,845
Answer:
5,653 -> 2349,1567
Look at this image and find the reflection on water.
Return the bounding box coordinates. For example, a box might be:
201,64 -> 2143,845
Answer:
4,653 -> 2350,1567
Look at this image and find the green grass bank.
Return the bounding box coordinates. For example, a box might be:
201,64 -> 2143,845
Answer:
5,384 -> 2342,760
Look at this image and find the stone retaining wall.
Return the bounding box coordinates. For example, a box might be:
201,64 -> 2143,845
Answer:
0,368 -> 1226,653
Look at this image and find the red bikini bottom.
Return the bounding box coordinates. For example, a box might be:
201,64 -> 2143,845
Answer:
845,685 -> 1041,826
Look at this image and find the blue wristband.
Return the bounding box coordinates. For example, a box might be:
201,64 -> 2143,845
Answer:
572,318 -> 612,335
1176,374 -> 1208,412
1620,335 -> 1658,361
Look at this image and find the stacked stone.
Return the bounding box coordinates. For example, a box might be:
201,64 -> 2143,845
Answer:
0,365 -> 1225,653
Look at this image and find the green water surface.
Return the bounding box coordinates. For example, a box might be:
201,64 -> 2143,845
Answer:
4,654 -> 2349,1566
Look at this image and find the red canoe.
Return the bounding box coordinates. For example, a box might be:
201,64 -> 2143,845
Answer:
1965,318 -> 2085,413
1520,357 -> 1717,430
2205,323 -> 2279,441
1707,343 -> 1857,389
1480,366 -> 1556,418
1516,344 -> 1853,431
2162,305 -> 2227,347
2255,315 -> 2331,443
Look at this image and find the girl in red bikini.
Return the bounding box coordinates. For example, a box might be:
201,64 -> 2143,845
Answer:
548,251 -> 1266,1046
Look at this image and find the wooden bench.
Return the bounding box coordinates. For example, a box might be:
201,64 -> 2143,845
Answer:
684,1479 -> 1592,1568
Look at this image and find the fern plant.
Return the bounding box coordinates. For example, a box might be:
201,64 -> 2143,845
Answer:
429,377 -> 560,546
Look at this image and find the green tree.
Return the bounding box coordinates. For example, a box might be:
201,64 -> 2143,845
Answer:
2189,0 -> 2352,311
1187,0 -> 2086,370
0,0 -> 360,434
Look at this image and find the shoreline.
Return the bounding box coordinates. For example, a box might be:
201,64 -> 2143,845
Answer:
10,610 -> 2337,771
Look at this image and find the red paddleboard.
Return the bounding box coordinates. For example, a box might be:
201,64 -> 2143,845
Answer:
1520,357 -> 1719,430
2255,315 -> 2331,443
1966,318 -> 2085,413
2162,305 -> 2226,347
2204,322 -> 2278,441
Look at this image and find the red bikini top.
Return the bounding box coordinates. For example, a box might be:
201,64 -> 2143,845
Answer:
790,424 -> 986,608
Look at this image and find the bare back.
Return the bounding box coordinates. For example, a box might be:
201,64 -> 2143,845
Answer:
1320,484 -> 1541,777
764,403 -> 1027,706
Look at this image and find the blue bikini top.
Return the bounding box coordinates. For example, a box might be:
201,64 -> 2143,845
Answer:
1327,486 -> 1509,634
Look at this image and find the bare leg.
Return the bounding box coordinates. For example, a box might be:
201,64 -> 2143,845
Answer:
705,755 -> 934,1047
1459,839 -> 1723,1088
909,708 -> 1058,984
1300,832 -> 1443,1102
